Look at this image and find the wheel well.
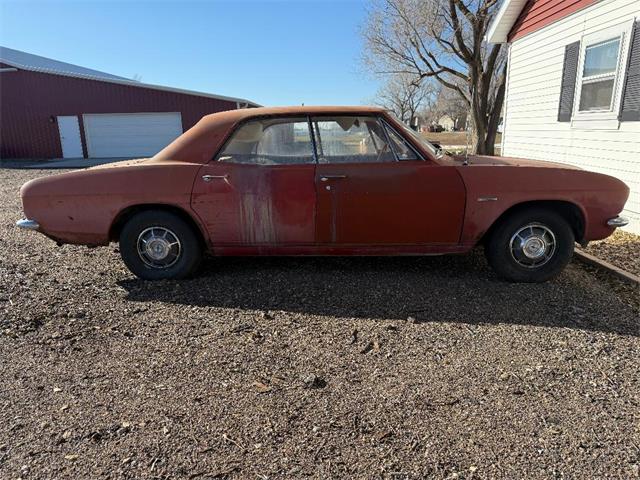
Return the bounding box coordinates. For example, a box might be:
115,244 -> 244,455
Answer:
480,200 -> 585,245
109,204 -> 206,246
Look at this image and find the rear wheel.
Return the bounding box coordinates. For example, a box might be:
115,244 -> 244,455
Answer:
119,210 -> 202,280
485,208 -> 574,283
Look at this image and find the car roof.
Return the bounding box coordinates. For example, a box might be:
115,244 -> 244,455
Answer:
154,106 -> 389,164
201,105 -> 386,123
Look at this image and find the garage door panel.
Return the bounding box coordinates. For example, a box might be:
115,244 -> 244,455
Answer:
84,113 -> 183,158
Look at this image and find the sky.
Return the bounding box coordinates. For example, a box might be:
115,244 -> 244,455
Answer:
0,0 -> 381,106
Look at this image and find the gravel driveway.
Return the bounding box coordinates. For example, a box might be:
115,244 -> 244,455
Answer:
583,230 -> 640,277
1,169 -> 639,479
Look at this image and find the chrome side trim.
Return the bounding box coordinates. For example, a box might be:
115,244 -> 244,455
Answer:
320,175 -> 347,181
477,196 -> 498,202
202,174 -> 228,182
16,218 -> 40,230
607,216 -> 629,227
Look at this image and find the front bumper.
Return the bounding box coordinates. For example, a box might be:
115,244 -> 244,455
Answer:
16,218 -> 40,230
607,216 -> 629,228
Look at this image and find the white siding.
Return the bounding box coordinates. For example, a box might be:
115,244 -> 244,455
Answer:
502,0 -> 640,233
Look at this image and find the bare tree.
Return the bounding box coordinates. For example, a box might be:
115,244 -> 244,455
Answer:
374,73 -> 437,125
362,0 -> 506,154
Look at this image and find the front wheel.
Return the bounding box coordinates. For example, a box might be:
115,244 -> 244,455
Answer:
485,208 -> 574,283
119,210 -> 202,280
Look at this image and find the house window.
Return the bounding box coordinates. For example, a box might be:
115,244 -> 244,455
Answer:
559,19 -> 640,126
578,37 -> 622,112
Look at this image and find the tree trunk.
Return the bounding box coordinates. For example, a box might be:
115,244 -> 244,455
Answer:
470,65 -> 507,156
483,66 -> 507,155
471,97 -> 487,155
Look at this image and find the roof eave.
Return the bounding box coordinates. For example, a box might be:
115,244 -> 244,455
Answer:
0,57 -> 261,107
486,0 -> 528,44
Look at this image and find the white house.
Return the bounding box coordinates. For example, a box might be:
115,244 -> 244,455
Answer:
438,115 -> 456,131
488,0 -> 640,233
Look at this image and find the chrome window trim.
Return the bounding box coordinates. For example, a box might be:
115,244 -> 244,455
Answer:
309,114 -> 399,165
213,115 -> 316,166
380,119 -> 425,161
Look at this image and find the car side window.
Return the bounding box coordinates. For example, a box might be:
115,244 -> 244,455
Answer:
384,124 -> 419,161
217,117 -> 314,165
311,116 -> 396,164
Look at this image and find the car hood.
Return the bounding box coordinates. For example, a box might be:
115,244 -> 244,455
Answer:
450,154 -> 582,170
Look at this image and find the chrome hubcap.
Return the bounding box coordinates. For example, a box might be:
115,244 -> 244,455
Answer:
509,223 -> 556,268
522,237 -> 546,259
137,227 -> 181,269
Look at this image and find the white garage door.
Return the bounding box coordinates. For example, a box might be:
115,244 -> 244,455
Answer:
83,113 -> 183,158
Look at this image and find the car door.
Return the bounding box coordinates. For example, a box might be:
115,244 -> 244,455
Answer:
191,117 -> 317,245
312,115 -> 465,245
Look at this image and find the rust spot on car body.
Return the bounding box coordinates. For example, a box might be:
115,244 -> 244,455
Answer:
238,188 -> 277,244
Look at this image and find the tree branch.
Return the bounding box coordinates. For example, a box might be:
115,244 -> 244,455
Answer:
447,0 -> 474,63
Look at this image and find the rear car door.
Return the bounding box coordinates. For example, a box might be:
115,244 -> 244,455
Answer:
191,117 -> 317,245
312,115 -> 465,245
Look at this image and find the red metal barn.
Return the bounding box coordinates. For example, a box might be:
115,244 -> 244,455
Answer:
0,47 -> 259,159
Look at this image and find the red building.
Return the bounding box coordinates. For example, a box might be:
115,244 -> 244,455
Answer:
0,47 -> 259,159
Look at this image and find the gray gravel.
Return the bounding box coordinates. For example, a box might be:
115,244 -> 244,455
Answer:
582,230 -> 640,277
1,168 -> 639,479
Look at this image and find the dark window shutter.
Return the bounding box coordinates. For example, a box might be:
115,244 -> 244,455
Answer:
558,41 -> 580,122
619,20 -> 640,121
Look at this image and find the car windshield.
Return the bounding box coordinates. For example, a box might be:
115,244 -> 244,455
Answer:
387,114 -> 443,159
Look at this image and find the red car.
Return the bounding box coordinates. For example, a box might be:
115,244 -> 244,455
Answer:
17,106 -> 629,282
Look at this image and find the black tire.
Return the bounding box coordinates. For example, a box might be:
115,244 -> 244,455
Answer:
119,210 -> 202,280
485,208 -> 574,283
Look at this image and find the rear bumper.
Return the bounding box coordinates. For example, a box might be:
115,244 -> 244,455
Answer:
16,218 -> 40,231
607,216 -> 629,228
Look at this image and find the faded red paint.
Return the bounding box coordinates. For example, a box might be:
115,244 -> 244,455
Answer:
508,0 -> 599,42
192,162 -> 317,245
20,158 -> 206,245
454,155 -> 627,244
19,106 -> 629,257
314,162 -> 465,245
0,67 -> 239,159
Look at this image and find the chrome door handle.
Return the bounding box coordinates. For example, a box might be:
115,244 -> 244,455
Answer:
320,175 -> 347,182
202,174 -> 228,182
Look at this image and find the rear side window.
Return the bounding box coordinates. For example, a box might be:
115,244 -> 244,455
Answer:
217,117 -> 314,165
311,116 -> 396,164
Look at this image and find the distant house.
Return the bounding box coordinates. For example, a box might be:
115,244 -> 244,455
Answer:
438,115 -> 456,131
487,0 -> 640,233
0,47 -> 259,159
417,114 -> 464,132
